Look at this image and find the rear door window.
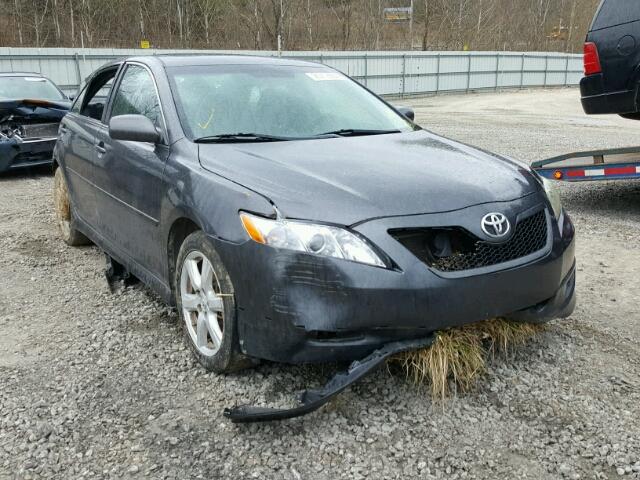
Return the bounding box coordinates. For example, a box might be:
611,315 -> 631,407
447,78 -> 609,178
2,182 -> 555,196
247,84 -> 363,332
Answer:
70,85 -> 87,114
591,0 -> 640,30
78,68 -> 118,122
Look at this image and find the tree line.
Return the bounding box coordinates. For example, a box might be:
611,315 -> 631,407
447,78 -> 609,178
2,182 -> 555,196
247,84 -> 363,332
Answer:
1,0 -> 600,52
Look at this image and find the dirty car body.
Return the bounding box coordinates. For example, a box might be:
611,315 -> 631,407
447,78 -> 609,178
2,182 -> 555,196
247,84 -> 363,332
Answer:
55,55 -> 576,366
0,73 -> 70,172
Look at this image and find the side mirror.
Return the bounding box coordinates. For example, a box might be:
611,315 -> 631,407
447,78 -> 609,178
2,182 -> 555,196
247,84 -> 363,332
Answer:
109,114 -> 160,143
396,106 -> 415,121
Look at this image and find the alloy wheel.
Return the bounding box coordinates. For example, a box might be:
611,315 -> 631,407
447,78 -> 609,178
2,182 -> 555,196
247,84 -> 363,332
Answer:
180,250 -> 225,357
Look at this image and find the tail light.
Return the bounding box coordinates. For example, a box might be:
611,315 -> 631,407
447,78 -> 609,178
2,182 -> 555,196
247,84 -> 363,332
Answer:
584,42 -> 602,75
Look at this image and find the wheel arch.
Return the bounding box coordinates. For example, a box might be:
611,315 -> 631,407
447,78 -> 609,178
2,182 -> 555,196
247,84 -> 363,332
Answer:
162,166 -> 276,303
52,148 -> 61,171
167,216 -> 202,301
627,62 -> 640,112
52,140 -> 63,171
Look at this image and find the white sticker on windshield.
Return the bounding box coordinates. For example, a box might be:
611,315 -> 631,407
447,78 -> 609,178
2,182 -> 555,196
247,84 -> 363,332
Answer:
25,77 -> 46,82
305,72 -> 345,81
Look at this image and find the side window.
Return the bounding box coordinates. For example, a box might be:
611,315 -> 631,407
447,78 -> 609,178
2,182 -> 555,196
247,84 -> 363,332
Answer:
109,65 -> 162,128
592,0 -> 640,29
70,85 -> 87,114
79,68 -> 118,121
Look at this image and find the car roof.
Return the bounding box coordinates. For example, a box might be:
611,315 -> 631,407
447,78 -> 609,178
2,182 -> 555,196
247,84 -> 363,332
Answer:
88,55 -> 329,86
0,72 -> 46,78
125,54 -> 323,69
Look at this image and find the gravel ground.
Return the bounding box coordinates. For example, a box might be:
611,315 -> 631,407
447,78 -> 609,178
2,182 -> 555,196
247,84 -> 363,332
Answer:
1,88 -> 639,480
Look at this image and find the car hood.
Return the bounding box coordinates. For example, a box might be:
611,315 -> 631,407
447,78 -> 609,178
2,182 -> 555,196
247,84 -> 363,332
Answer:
198,129 -> 539,226
0,98 -> 70,124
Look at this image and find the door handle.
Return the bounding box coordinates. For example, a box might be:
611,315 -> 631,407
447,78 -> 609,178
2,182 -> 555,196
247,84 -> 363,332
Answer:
95,141 -> 106,154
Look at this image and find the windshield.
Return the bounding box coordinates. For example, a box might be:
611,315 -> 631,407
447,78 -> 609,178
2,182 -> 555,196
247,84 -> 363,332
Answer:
0,76 -> 66,101
167,64 -> 415,140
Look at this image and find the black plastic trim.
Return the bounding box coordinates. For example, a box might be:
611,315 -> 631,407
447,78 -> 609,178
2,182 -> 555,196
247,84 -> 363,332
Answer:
223,335 -> 435,423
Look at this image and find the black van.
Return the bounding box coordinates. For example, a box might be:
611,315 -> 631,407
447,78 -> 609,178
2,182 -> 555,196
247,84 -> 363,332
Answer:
580,0 -> 640,117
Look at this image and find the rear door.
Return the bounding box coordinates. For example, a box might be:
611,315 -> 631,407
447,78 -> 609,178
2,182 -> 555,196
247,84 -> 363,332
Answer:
58,67 -> 119,229
92,62 -> 170,278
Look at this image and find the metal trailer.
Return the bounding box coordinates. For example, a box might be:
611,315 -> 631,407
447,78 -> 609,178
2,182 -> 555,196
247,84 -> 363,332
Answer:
532,146 -> 640,182
532,0 -> 640,184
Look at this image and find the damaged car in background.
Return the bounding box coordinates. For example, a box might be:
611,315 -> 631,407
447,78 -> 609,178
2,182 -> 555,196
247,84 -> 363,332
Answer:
52,56 -> 576,422
0,72 -> 70,173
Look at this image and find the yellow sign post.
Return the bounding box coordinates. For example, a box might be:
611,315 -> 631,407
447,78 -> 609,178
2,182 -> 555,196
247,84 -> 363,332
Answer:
140,40 -> 150,49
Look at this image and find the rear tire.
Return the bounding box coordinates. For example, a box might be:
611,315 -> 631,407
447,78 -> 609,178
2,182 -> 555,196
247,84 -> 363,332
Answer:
175,231 -> 254,373
53,167 -> 90,246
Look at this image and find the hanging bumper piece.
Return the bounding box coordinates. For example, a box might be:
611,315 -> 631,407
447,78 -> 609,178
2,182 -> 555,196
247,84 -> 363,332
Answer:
224,335 -> 435,423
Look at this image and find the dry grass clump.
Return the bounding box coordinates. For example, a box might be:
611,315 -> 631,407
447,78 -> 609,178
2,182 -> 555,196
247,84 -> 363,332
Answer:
391,318 -> 545,401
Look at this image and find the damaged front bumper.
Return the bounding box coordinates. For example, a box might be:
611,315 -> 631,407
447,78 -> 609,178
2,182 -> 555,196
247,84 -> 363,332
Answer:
213,194 -> 576,365
0,98 -> 69,173
0,136 -> 57,172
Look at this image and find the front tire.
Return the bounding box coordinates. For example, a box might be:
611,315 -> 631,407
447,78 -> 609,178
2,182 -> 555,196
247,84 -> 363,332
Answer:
175,231 -> 251,373
53,167 -> 90,246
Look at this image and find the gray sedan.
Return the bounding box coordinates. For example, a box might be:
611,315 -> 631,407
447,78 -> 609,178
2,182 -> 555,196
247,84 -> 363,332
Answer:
53,55 -> 575,420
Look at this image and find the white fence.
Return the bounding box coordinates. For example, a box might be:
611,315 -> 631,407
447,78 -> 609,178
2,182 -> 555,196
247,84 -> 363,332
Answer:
0,47 -> 583,97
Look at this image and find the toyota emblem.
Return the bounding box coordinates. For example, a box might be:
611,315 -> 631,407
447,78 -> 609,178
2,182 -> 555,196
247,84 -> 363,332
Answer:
481,212 -> 510,239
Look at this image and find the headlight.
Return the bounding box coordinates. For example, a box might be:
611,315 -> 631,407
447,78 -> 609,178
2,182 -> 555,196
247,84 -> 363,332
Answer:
239,212 -> 386,268
541,176 -> 562,219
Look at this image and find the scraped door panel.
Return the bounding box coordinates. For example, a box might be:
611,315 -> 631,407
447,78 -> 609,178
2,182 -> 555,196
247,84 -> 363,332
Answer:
59,114 -> 100,228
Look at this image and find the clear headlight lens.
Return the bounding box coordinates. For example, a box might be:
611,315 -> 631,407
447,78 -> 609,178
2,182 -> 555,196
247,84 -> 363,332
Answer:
541,176 -> 562,219
240,212 -> 386,267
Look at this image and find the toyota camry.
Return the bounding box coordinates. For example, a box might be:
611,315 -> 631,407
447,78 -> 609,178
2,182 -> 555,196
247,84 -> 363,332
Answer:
53,55 -> 575,420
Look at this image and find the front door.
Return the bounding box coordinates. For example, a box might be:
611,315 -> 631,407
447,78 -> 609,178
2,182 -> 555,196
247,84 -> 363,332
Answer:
93,63 -> 169,279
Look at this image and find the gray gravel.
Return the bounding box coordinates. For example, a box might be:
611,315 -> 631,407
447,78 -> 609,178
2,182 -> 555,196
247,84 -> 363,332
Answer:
1,88 -> 639,480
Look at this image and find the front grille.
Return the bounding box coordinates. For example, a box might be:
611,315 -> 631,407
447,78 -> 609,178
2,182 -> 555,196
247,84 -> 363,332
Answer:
391,210 -> 548,273
22,123 -> 59,139
13,150 -> 53,165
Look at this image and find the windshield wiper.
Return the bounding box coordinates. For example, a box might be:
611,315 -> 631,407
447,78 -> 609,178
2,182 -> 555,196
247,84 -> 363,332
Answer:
194,133 -> 294,143
317,128 -> 402,137
194,129 -> 402,143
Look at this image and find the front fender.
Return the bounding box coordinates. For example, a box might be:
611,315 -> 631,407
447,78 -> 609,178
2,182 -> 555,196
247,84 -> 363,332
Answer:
161,146 -> 275,243
159,139 -> 275,289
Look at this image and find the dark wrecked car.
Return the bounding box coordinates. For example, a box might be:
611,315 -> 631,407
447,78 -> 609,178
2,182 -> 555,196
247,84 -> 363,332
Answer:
53,56 -> 575,421
0,72 -> 70,173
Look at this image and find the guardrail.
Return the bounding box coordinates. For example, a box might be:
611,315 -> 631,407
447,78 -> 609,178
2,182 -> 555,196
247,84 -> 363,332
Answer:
0,47 -> 583,97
